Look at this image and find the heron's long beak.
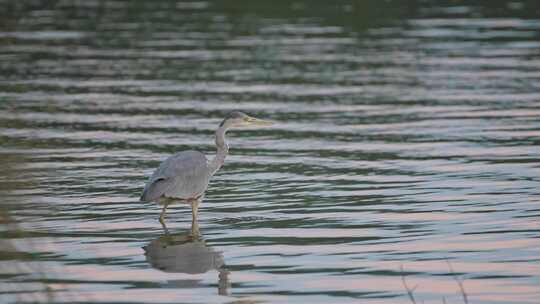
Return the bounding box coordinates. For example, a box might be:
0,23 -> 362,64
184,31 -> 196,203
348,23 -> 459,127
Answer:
246,116 -> 274,126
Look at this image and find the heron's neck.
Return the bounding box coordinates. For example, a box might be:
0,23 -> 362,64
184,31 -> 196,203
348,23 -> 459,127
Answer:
209,125 -> 229,175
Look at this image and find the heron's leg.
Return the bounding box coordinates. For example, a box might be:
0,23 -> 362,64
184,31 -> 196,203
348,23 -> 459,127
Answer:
191,217 -> 200,237
190,198 -> 201,237
160,220 -> 169,235
191,200 -> 199,221
159,202 -> 169,225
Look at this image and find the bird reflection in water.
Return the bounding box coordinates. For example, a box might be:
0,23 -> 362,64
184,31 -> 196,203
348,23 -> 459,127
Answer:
143,220 -> 230,295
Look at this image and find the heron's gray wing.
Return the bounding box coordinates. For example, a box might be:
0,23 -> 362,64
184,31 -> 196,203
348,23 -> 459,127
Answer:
140,151 -> 210,202
140,177 -> 171,202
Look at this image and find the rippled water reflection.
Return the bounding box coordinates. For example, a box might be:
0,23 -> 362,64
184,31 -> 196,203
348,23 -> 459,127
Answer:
1,1 -> 539,303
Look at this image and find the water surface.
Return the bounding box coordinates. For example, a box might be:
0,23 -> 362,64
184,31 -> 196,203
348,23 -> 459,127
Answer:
1,1 -> 539,303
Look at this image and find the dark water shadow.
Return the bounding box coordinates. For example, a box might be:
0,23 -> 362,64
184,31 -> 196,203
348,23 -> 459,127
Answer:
143,221 -> 230,296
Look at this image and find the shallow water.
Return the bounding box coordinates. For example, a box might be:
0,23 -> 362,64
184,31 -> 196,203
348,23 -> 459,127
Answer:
1,1 -> 539,303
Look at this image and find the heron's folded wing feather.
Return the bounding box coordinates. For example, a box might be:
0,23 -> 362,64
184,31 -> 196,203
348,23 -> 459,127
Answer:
140,177 -> 173,202
140,151 -> 209,202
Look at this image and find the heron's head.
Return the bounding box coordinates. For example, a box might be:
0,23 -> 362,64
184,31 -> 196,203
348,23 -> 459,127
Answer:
220,111 -> 273,129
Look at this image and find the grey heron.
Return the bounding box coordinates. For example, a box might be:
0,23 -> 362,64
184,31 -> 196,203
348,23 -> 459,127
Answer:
140,111 -> 273,227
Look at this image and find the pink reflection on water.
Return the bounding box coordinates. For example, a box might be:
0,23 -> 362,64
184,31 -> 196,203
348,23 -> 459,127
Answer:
303,274 -> 540,303
372,211 -> 476,222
